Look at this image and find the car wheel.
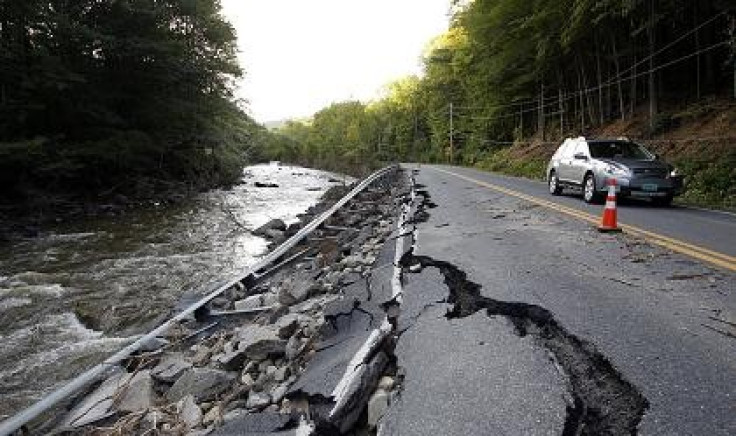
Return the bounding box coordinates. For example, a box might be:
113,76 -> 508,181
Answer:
583,174 -> 602,204
549,171 -> 562,195
652,195 -> 674,207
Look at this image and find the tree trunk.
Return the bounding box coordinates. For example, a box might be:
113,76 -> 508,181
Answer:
630,52 -> 637,118
648,0 -> 658,131
559,87 -> 565,139
581,64 -> 595,126
538,82 -> 545,140
612,39 -> 625,121
577,66 -> 585,133
596,35 -> 605,125
694,6 -> 701,100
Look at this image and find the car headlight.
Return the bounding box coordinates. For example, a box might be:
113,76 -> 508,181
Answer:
669,168 -> 680,178
604,165 -> 628,176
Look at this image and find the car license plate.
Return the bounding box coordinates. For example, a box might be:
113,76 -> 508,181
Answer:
642,184 -> 658,192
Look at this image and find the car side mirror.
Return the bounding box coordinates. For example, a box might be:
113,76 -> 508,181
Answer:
573,153 -> 588,161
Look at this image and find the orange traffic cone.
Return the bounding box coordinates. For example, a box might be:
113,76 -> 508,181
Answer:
598,178 -> 622,233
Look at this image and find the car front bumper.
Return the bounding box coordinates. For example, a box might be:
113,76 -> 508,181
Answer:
595,174 -> 684,197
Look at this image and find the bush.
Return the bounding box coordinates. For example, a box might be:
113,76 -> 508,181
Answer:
474,147 -> 546,180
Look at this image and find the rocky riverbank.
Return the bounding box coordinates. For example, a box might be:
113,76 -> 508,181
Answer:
26,168 -> 414,435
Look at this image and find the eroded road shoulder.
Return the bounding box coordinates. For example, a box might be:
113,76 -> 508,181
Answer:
378,165 -> 736,436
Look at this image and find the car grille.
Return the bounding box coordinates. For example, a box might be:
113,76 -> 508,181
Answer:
633,168 -> 667,178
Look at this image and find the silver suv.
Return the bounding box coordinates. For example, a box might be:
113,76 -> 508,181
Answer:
546,137 -> 683,206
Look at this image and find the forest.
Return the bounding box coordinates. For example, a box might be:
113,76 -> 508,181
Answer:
0,0 -> 267,207
3,0 -> 735,210
267,0 -> 736,206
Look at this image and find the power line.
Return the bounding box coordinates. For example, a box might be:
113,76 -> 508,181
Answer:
603,11 -> 727,90
446,11 -> 728,117
452,39 -> 731,124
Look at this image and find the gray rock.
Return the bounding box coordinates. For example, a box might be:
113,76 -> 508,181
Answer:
139,337 -> 169,352
253,219 -> 286,236
143,410 -> 167,429
265,365 -> 278,379
60,369 -> 154,429
262,292 -> 279,307
186,428 -> 214,436
241,372 -> 255,387
215,348 -> 248,371
243,360 -> 258,374
210,412 -> 292,436
60,372 -> 124,428
236,325 -> 286,360
274,366 -> 290,382
285,335 -> 301,361
234,295 -> 263,311
274,313 -> 308,339
222,408 -> 247,423
264,229 -> 285,242
378,376 -> 395,391
116,370 -> 155,413
270,383 -> 289,404
166,368 -> 235,402
289,294 -> 338,314
258,359 -> 275,372
202,404 -> 222,426
152,353 -> 192,383
277,275 -> 318,305
246,391 -> 271,409
367,389 -> 389,428
177,395 -> 203,429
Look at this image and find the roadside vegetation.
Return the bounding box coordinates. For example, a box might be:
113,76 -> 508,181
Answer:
267,0 -> 736,209
0,0 -> 267,215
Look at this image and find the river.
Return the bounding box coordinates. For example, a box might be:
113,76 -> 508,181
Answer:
0,164 -> 346,421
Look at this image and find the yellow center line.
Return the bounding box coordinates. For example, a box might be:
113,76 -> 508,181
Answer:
432,167 -> 736,272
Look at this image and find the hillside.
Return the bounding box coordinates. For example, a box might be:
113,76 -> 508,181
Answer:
476,100 -> 736,209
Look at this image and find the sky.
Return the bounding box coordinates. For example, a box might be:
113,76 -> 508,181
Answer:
220,0 -> 451,123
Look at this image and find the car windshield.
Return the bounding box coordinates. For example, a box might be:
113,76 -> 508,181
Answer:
588,141 -> 652,160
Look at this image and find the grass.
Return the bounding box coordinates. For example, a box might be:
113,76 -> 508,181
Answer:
464,144 -> 736,212
473,147 -> 547,181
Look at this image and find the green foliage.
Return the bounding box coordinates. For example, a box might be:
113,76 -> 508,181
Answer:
0,0 -> 259,202
673,153 -> 736,209
268,0 -> 733,177
475,147 -> 547,180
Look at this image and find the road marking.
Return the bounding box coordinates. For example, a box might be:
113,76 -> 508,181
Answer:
432,167 -> 736,272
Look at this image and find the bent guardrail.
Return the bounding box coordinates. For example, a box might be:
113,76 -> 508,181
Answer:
0,165 -> 398,436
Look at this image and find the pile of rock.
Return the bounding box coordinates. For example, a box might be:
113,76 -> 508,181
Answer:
56,177 -> 406,435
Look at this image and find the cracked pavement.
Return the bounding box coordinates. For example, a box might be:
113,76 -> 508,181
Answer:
378,165 -> 736,435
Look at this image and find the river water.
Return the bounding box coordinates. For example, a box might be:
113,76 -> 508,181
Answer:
0,164 -> 346,421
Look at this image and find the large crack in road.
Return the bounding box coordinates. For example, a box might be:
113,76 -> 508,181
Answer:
396,180 -> 649,436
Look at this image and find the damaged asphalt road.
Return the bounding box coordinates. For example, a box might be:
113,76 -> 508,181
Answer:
42,165 -> 736,436
376,165 -> 736,436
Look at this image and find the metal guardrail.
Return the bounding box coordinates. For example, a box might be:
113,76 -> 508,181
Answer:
0,165 -> 398,436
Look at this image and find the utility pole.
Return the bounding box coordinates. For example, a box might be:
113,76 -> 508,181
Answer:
449,102 -> 454,164
538,82 -> 545,141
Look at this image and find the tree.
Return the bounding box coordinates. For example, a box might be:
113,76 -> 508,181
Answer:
0,0 -> 258,203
